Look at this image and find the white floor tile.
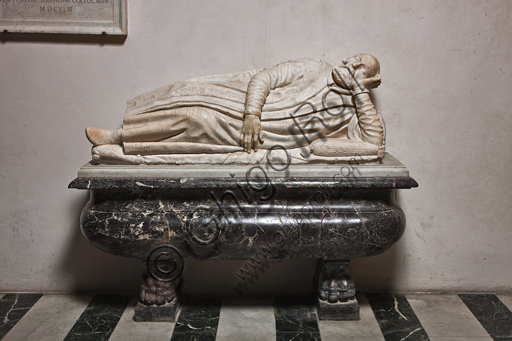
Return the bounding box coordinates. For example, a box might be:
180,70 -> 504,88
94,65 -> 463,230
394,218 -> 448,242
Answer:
406,294 -> 492,338
497,294 -> 512,311
216,297 -> 276,341
109,296 -> 175,341
318,295 -> 385,341
2,294 -> 94,341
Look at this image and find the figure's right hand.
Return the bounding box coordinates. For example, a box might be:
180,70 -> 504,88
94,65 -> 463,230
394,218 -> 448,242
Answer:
360,74 -> 381,90
334,64 -> 381,92
240,115 -> 264,153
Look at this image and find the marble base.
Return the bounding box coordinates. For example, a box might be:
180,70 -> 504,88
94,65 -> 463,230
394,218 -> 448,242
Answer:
69,154 -> 417,321
69,179 -> 416,260
75,152 -> 409,179
317,297 -> 360,320
133,298 -> 179,322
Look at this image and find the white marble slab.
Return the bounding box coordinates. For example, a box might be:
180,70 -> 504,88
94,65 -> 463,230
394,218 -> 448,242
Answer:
2,294 -> 94,341
216,297 -> 276,341
318,295 -> 385,341
406,294 -> 492,339
109,296 -> 175,341
0,0 -> 126,35
497,294 -> 512,311
77,152 -> 410,178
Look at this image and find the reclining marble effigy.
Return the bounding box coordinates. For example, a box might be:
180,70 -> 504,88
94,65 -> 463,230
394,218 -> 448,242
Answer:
71,54 -> 418,322
86,54 -> 385,164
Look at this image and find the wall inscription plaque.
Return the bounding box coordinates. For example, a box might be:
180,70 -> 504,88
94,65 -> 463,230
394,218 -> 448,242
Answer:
0,0 -> 126,35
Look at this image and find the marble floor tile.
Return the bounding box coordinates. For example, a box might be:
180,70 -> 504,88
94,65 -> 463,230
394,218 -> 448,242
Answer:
171,333 -> 217,341
0,293 -> 43,339
276,331 -> 321,340
2,294 -> 93,341
367,293 -> 430,341
318,295 -> 385,341
109,296 -> 175,341
430,336 -> 493,341
1,292 -> 510,340
216,297 -> 276,341
171,297 -> 222,341
274,296 -> 321,341
459,294 -> 512,341
63,294 -> 131,341
497,294 -> 512,311
406,294 -> 492,338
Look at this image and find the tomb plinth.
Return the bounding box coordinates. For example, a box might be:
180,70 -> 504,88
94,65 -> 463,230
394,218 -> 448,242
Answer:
69,153 -> 417,321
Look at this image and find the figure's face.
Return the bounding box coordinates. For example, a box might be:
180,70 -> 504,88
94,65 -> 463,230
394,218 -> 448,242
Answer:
343,54 -> 380,82
343,55 -> 366,79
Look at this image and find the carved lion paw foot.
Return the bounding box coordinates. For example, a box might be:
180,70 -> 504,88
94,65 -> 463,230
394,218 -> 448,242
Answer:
140,277 -> 176,306
319,277 -> 356,303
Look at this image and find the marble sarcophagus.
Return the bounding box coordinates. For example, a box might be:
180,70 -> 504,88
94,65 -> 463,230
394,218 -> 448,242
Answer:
69,153 -> 417,321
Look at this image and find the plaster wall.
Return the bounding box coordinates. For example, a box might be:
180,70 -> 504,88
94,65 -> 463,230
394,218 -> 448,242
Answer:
1,0 -> 511,295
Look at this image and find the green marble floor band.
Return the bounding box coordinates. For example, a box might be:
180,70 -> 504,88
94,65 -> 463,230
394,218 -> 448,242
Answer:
170,297 -> 222,341
0,293 -> 42,340
274,296 -> 321,341
367,293 -> 430,341
63,294 -> 131,341
459,294 -> 512,340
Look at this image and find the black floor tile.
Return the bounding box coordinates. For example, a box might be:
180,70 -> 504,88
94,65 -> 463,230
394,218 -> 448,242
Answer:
171,297 -> 222,340
277,331 -> 321,341
274,296 -> 321,340
0,293 -> 42,340
367,293 -> 430,341
63,294 -> 131,341
459,294 -> 512,341
170,333 -> 217,341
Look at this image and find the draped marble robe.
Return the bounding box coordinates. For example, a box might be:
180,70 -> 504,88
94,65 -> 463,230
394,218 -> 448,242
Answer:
93,58 -> 384,164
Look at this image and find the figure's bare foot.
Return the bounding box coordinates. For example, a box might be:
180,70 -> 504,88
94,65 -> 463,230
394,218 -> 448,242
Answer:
140,277 -> 177,306
85,127 -> 122,146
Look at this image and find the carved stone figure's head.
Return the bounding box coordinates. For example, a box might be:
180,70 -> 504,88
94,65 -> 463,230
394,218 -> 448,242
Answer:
333,54 -> 381,90
344,54 -> 380,79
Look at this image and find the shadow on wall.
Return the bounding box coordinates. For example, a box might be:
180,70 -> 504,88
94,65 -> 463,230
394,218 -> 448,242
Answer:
60,192 -> 141,294
350,247 -> 400,293
184,258 -> 318,297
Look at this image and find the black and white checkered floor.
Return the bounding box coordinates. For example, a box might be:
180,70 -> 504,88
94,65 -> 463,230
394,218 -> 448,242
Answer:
1,293 -> 511,340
